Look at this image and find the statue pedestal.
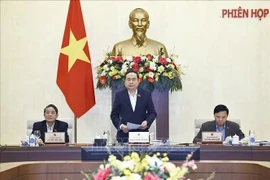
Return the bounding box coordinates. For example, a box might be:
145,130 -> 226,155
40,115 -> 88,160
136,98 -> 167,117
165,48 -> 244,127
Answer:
111,86 -> 169,140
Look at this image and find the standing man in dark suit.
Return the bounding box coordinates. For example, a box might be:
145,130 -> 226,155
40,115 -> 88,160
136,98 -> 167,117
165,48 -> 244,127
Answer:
32,104 -> 69,143
110,69 -> 157,143
193,104 -> 245,144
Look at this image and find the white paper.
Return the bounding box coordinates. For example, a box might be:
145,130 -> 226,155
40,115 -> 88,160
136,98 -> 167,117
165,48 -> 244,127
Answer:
127,122 -> 141,130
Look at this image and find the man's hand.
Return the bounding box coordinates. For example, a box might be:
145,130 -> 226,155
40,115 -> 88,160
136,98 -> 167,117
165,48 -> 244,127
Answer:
121,125 -> 129,133
140,120 -> 148,130
196,141 -> 202,145
37,138 -> 44,146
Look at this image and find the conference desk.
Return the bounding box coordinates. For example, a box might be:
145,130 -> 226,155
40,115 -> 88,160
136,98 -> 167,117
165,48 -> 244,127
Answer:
1,161 -> 270,180
81,145 -> 200,161
1,144 -> 270,163
1,145 -> 270,180
200,144 -> 270,161
0,145 -> 81,163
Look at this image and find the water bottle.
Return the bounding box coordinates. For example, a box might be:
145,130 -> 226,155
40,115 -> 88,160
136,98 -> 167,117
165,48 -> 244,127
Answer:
248,130 -> 256,146
149,132 -> 155,144
106,130 -> 111,145
103,131 -> 108,146
29,134 -> 36,147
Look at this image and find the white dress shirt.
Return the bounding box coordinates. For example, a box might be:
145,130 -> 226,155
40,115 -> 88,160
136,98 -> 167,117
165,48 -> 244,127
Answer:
46,122 -> 55,132
120,89 -> 138,130
128,89 -> 138,112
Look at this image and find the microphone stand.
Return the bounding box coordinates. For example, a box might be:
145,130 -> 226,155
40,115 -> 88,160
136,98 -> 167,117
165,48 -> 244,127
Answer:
74,115 -> 77,144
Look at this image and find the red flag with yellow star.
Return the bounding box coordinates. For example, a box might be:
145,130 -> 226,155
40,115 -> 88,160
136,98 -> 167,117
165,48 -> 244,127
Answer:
57,0 -> 95,118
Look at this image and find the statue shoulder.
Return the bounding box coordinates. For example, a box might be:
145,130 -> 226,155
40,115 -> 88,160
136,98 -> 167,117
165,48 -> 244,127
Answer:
113,39 -> 131,48
112,39 -> 132,56
147,38 -> 168,57
147,38 -> 167,48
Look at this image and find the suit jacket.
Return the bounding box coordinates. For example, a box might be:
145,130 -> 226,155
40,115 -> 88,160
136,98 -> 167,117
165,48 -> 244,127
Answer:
193,120 -> 245,143
32,120 -> 69,143
110,87 -> 157,142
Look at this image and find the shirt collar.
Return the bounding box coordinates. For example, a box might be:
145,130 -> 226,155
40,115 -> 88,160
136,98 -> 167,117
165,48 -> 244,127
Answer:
46,122 -> 55,129
131,36 -> 148,47
128,89 -> 138,96
216,123 -> 226,130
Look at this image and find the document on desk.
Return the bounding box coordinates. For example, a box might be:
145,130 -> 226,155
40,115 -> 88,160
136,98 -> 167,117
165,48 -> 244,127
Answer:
127,122 -> 141,130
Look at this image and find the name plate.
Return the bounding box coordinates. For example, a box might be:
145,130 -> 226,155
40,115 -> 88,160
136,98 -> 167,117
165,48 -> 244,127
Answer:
129,132 -> 149,144
202,132 -> 222,143
45,132 -> 65,144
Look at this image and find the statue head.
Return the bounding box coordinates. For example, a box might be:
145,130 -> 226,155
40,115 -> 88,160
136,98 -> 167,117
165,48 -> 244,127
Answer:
129,8 -> 150,47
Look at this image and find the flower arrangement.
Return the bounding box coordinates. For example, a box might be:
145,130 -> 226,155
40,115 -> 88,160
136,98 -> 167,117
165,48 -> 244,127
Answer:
82,152 -> 200,180
96,49 -> 183,92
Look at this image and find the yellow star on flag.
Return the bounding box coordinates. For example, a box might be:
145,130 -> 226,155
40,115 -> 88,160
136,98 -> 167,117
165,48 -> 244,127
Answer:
60,30 -> 90,71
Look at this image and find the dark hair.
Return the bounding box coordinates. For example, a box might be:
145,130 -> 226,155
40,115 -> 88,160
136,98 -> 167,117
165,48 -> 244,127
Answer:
44,104 -> 58,114
214,104 -> 229,115
125,69 -> 139,79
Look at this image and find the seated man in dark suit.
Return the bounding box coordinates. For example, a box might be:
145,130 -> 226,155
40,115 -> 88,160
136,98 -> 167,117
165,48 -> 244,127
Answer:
193,104 -> 245,144
110,69 -> 157,143
32,104 -> 69,143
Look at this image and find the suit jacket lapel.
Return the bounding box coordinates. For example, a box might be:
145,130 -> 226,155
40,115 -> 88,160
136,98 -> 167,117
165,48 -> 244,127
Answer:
53,121 -> 58,132
225,121 -> 230,137
123,89 -> 133,112
134,88 -> 142,112
42,121 -> 48,132
211,121 -> 216,131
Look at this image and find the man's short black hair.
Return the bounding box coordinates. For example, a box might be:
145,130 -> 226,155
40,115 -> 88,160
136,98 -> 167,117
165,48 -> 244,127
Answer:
125,69 -> 139,79
214,104 -> 229,115
44,104 -> 58,114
